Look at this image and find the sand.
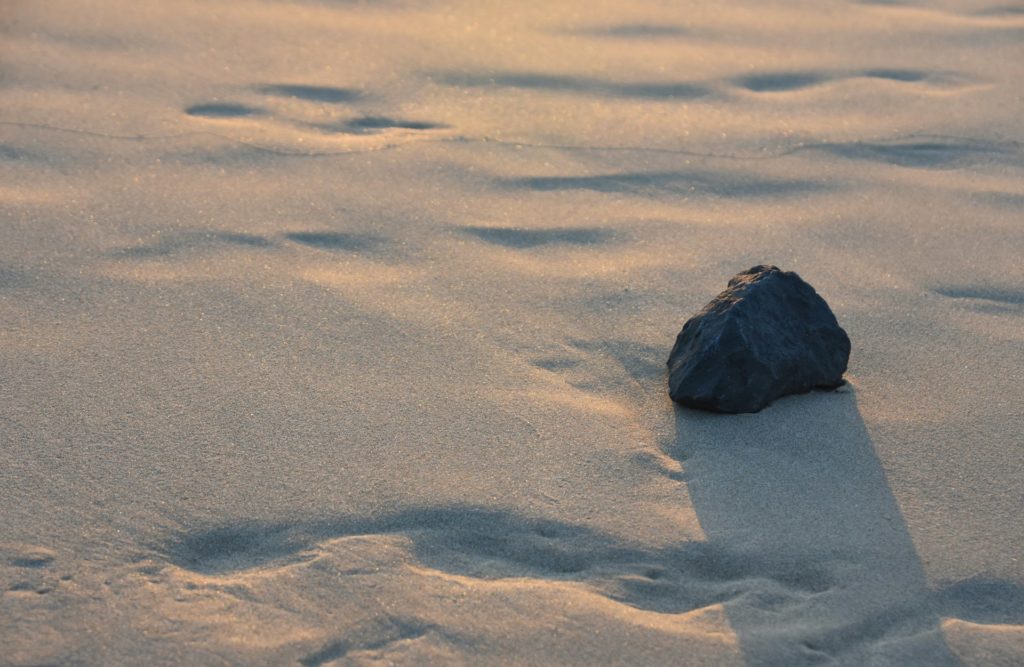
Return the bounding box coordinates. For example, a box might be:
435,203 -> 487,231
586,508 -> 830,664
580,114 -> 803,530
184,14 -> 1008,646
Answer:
1,0 -> 1022,664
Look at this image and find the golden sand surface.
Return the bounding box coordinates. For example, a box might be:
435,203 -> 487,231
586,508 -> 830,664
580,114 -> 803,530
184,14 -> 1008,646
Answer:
1,1 -> 1022,664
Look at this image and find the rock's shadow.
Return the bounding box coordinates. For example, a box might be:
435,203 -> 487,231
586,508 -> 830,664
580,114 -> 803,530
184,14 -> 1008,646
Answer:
155,354 -> 1019,662
674,388 -> 962,665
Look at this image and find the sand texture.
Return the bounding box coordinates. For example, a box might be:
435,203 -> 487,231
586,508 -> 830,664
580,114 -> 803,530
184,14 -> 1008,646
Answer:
1,0 -> 1022,665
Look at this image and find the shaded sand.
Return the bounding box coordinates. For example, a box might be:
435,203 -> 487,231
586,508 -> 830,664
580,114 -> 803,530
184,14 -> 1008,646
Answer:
1,0 -> 1022,664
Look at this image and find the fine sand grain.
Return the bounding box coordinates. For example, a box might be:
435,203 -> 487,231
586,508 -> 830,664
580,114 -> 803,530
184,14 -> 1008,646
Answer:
1,0 -> 1022,665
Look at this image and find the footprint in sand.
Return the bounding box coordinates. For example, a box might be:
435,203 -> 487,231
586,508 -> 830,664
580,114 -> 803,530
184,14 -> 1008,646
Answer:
571,23 -> 690,39
3,544 -> 56,569
316,116 -> 449,135
734,71 -> 829,92
255,83 -> 360,103
733,68 -> 970,93
801,138 -> 1019,169
185,102 -> 265,118
107,230 -> 394,264
109,231 -> 274,259
183,83 -> 449,150
2,544 -> 60,598
934,285 -> 1024,314
285,231 -> 386,253
936,577 -> 1024,625
437,70 -> 711,101
460,226 -> 614,249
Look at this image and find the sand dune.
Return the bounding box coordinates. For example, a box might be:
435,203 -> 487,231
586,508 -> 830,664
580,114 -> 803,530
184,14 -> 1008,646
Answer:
1,0 -> 1022,664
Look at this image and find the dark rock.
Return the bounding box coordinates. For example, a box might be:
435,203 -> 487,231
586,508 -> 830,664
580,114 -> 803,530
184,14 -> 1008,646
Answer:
667,265 -> 850,413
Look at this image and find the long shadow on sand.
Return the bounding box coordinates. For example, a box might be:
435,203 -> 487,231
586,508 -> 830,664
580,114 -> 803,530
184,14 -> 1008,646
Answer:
674,388 -> 962,665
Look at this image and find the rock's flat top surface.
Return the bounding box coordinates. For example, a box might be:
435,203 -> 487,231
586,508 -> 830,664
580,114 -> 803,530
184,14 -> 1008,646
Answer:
668,265 -> 850,413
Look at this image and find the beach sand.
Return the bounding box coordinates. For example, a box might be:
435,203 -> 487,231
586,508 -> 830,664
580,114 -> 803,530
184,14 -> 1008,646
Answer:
1,0 -> 1022,664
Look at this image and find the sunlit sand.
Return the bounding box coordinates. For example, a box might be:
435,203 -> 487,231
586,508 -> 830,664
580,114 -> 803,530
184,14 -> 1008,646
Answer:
2,0 -> 1022,664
